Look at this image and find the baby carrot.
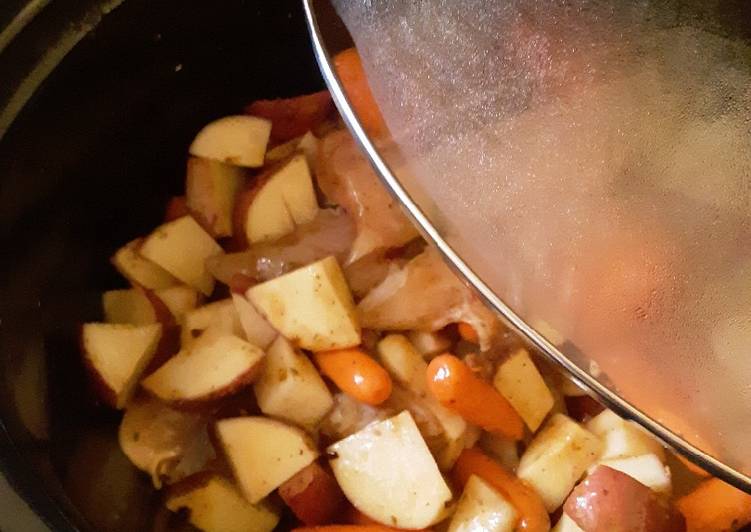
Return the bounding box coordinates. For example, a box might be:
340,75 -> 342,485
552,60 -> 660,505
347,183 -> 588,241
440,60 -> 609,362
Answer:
426,353 -> 524,440
677,477 -> 751,532
293,527 -> 395,532
245,91 -> 334,143
347,508 -> 384,525
457,322 -> 479,343
279,462 -> 345,526
314,348 -> 392,406
333,48 -> 388,138
345,507 -> 431,531
452,448 -> 550,532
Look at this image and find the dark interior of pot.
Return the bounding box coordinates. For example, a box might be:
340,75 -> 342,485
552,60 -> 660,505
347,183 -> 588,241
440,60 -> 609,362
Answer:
0,1 -> 324,530
4,1 -> 751,531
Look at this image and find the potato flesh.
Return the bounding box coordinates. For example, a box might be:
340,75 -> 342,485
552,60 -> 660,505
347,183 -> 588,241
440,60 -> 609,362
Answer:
216,416 -> 319,504
140,215 -> 223,296
82,323 -> 162,408
102,289 -> 157,325
154,285 -> 200,321
596,454 -> 672,495
245,154 -> 319,243
328,410 -> 453,529
186,156 -> 245,237
493,348 -> 554,432
248,256 -> 361,351
585,409 -> 666,462
189,115 -> 271,168
253,336 -> 333,430
181,298 -> 243,346
517,413 -> 602,512
448,475 -> 517,532
141,335 -> 264,403
166,475 -> 279,532
112,239 -> 178,290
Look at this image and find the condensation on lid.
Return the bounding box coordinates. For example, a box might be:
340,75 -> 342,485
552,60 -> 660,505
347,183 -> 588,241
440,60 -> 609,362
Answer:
334,0 -> 751,474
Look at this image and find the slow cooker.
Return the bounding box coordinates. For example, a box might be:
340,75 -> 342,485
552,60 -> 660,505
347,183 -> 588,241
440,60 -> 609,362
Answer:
0,1 -> 321,530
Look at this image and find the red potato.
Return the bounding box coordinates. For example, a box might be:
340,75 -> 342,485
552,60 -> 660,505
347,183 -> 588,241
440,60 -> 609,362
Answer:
164,196 -> 190,222
111,239 -> 178,290
98,285 -> 181,374
231,180 -> 258,250
141,335 -> 265,405
81,323 -> 163,409
245,91 -> 335,143
293,527 -> 395,532
185,157 -> 245,238
165,472 -> 280,531
278,462 -> 345,526
141,289 -> 182,375
231,154 -> 318,248
564,465 -> 685,532
230,161 -> 287,249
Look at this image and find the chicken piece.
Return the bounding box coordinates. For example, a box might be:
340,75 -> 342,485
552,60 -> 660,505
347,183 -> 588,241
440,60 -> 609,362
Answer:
358,248 -> 499,350
317,129 -> 419,262
118,395 -> 215,488
207,208 -> 355,285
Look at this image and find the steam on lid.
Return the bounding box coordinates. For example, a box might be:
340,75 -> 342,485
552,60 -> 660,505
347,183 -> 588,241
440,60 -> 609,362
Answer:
333,0 -> 751,473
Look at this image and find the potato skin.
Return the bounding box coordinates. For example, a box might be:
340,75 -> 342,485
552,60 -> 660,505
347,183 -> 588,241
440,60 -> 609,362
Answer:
279,461 -> 345,525
564,466 -> 685,532
245,91 -> 334,143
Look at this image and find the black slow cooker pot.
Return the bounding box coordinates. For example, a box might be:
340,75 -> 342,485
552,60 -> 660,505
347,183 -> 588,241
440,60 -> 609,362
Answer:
3,1 -> 751,531
0,1 -> 333,530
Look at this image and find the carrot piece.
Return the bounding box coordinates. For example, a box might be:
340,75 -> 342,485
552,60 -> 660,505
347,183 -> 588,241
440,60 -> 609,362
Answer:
333,48 -> 388,138
676,455 -> 711,478
279,462 -> 345,526
677,478 -> 751,532
452,448 -> 550,532
141,288 -> 181,375
293,526 -> 395,532
164,196 -> 189,222
344,507 -> 431,531
245,91 -> 334,143
314,348 -> 392,406
426,353 -> 524,440
345,507 -> 380,526
457,322 -> 479,343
